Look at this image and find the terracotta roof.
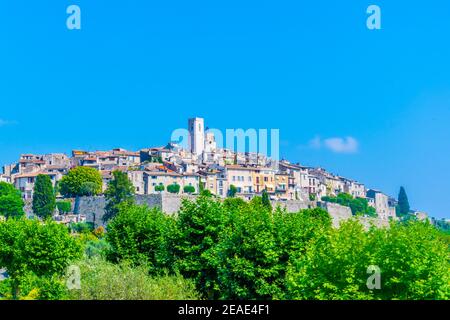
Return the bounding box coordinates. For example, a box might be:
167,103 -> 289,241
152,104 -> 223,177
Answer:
144,171 -> 182,177
14,171 -> 57,179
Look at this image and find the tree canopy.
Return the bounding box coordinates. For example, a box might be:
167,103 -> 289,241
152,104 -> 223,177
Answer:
59,167 -> 102,198
103,170 -> 135,222
0,182 -> 25,219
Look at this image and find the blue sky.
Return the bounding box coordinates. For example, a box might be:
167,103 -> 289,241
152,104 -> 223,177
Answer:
1,1 -> 449,218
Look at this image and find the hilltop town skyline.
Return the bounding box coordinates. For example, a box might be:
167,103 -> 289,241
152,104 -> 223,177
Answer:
1,117 -> 447,222
2,2 -> 450,221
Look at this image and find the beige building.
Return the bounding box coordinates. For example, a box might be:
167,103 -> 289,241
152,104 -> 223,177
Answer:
225,165 -> 255,197
14,171 -> 60,200
367,189 -> 396,220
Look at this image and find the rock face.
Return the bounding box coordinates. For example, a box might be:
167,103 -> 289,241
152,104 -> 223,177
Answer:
74,195 -> 390,229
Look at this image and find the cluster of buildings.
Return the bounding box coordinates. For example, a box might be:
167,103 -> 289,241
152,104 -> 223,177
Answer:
0,117 -> 399,220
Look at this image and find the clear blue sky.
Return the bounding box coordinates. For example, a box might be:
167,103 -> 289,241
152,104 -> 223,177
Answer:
1,1 -> 449,218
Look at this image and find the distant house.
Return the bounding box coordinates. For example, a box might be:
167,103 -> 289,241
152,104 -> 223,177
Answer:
367,189 -> 396,220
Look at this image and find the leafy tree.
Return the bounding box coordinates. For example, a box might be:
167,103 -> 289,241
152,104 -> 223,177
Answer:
174,196 -> 228,299
397,186 -> 410,217
0,218 -> 82,299
106,205 -> 176,274
56,201 -> 72,214
227,184 -> 237,198
79,182 -> 98,197
155,185 -> 165,192
167,183 -> 180,194
103,170 -> 135,222
309,193 -> 316,201
286,219 -> 375,300
215,201 -> 281,299
59,167 -> 102,198
261,189 -> 272,210
32,174 -> 56,219
371,220 -> 449,300
183,185 -> 196,194
0,182 -> 24,219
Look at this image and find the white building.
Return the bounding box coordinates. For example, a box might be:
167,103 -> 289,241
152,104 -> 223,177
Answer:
188,117 -> 205,156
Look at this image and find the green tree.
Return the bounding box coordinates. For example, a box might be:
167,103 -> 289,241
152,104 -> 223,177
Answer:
106,205 -> 176,274
261,189 -> 272,211
155,185 -> 165,192
285,219 -> 375,300
371,220 -> 449,300
167,183 -> 180,194
103,170 -> 135,222
0,218 -> 82,299
183,185 -> 196,194
59,167 -> 102,198
227,184 -> 237,198
174,196 -> 228,299
0,182 -> 24,219
397,186 -> 410,217
32,174 -> 56,219
56,201 -> 72,214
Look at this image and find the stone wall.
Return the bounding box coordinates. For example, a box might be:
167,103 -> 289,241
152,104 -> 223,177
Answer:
74,194 -> 389,229
317,202 -> 353,228
74,193 -> 197,227
272,200 -> 313,212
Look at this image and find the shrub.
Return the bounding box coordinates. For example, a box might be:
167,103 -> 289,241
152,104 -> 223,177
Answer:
183,185 -> 195,194
167,184 -> 180,194
56,201 -> 72,214
67,258 -> 199,300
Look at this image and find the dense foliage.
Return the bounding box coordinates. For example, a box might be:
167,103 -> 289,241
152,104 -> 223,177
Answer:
32,174 -> 56,219
103,170 -> 135,222
56,201 -> 72,214
59,167 -> 102,198
0,194 -> 448,301
106,205 -> 176,274
0,218 -> 82,299
67,258 -> 199,300
103,195 -> 449,300
322,193 -> 377,217
0,182 -> 25,219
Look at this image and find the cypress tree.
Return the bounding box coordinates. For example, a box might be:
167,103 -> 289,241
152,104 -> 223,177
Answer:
261,189 -> 272,211
32,174 -> 56,219
103,170 -> 135,222
397,186 -> 410,216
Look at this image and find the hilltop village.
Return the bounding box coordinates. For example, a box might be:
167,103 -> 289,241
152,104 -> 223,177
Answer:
0,117 -> 409,222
